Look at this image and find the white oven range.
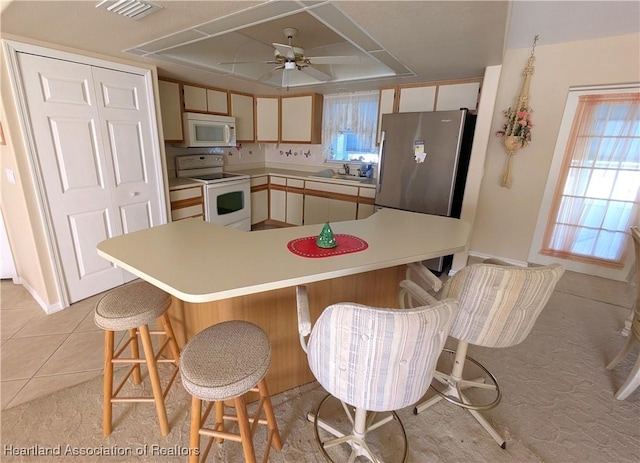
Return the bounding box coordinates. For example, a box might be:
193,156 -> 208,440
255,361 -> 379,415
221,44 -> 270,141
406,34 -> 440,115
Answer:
176,154 -> 251,231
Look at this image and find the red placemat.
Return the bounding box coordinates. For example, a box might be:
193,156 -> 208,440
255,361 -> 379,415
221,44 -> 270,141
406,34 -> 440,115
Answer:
287,234 -> 369,258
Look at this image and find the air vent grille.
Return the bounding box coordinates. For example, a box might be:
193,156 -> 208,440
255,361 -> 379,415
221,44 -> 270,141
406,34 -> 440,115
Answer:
96,0 -> 162,20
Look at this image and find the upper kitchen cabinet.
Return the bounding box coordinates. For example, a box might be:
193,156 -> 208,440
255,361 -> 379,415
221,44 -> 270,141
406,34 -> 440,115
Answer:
230,91 -> 255,142
398,84 -> 437,112
377,87 -> 396,143
280,93 -> 323,144
397,79 -> 482,114
255,96 -> 279,143
183,84 -> 229,114
158,79 -> 183,142
435,81 -> 481,111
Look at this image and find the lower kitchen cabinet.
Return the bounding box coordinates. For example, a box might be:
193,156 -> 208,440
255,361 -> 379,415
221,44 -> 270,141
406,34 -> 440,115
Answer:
269,176 -> 287,223
304,180 -> 360,225
286,178 -> 304,226
357,187 -> 376,220
250,176 -> 269,225
170,185 -> 204,221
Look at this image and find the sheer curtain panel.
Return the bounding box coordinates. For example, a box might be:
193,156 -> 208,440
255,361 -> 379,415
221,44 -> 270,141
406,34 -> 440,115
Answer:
542,93 -> 640,268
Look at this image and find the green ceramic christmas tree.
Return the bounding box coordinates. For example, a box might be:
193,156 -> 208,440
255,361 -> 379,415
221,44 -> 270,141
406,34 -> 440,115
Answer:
316,223 -> 337,248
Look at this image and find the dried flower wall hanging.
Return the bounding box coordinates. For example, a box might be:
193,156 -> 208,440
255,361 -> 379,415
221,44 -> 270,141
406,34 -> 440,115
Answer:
496,35 -> 538,188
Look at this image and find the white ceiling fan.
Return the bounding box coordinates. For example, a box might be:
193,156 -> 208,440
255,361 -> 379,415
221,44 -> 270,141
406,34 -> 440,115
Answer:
219,27 -> 361,83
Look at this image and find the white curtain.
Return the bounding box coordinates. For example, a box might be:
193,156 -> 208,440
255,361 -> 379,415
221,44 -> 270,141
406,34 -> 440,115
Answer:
542,92 -> 640,268
322,91 -> 379,160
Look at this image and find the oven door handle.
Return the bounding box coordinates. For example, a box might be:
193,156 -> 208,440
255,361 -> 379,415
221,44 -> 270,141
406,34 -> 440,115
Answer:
206,178 -> 249,189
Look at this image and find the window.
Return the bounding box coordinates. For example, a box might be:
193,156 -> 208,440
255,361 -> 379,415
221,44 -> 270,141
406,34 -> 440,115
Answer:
322,91 -> 379,163
541,92 -> 639,268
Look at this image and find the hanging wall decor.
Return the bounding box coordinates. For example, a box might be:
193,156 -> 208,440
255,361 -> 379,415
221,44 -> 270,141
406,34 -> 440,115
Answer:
496,35 -> 538,188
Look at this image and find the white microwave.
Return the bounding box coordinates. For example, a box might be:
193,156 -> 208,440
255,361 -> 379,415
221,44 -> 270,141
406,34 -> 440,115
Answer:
180,113 -> 236,147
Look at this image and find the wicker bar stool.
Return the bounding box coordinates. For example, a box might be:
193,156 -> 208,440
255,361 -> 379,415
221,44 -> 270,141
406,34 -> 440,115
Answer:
94,280 -> 181,437
180,321 -> 283,463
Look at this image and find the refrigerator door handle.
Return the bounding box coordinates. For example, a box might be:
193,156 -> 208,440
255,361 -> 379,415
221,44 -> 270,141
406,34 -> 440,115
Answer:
377,131 -> 386,193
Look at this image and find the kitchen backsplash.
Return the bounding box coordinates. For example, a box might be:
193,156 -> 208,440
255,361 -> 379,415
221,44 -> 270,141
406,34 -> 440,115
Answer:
165,142 -> 372,176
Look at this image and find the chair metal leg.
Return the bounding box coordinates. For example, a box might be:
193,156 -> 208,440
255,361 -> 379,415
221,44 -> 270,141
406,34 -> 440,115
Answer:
310,394 -> 408,463
414,344 -> 505,448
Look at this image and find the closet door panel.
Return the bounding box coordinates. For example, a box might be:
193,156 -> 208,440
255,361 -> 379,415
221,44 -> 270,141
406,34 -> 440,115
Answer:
92,67 -> 164,231
16,52 -> 124,302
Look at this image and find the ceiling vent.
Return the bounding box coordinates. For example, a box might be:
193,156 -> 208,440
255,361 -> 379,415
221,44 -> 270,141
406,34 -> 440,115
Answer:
96,0 -> 162,20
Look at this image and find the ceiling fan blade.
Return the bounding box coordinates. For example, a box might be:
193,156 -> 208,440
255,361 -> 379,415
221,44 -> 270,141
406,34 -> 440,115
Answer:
306,55 -> 362,65
258,66 -> 283,82
218,60 -> 278,65
299,65 -> 332,82
272,42 -> 297,60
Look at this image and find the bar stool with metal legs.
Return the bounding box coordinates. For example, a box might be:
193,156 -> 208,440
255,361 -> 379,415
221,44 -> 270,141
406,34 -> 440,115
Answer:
180,320 -> 283,463
94,280 -> 181,437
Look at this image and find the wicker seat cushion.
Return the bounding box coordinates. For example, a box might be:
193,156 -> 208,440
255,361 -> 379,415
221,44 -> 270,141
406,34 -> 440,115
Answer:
94,281 -> 171,331
180,321 -> 271,401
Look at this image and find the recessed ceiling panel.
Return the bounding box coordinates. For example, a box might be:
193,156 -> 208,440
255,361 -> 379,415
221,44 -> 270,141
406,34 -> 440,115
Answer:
126,2 -> 406,89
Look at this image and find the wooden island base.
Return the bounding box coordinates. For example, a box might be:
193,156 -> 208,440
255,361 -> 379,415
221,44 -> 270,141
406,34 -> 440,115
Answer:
167,265 -> 407,396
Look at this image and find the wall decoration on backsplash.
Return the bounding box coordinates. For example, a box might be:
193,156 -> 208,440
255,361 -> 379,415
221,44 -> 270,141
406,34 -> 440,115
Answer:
285,149 -> 292,157
303,150 -> 311,158
495,35 -> 538,189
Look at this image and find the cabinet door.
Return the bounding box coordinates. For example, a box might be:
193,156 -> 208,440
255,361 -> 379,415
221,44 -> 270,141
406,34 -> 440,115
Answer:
269,176 -> 286,222
255,96 -> 279,142
230,92 -> 255,142
398,85 -> 436,112
304,195 -> 329,225
357,203 -> 375,219
285,178 -> 304,226
158,80 -> 183,141
328,199 -> 357,223
250,176 -> 269,225
280,94 -> 323,143
377,87 -> 396,144
435,82 -> 480,111
251,190 -> 269,225
207,88 -> 228,114
183,84 -> 208,112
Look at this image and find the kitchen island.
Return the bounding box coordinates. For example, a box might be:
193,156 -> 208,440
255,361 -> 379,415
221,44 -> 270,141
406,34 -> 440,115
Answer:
97,208 -> 470,394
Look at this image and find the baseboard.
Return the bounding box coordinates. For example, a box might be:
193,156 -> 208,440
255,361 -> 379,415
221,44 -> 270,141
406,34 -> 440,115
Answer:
467,251 -> 529,268
16,277 -> 63,314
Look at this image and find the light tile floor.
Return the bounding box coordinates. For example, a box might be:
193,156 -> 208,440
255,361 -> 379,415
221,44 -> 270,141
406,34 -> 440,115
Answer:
0,280 -> 110,409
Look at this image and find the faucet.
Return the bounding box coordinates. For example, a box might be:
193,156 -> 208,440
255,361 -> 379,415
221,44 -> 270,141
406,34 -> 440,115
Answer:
343,163 -> 350,175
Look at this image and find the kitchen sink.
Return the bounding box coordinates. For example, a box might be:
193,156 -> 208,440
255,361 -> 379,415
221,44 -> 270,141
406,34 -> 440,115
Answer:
309,169 -> 366,183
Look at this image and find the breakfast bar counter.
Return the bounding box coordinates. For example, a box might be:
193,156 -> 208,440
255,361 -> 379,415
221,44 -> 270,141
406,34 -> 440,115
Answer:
97,208 -> 470,394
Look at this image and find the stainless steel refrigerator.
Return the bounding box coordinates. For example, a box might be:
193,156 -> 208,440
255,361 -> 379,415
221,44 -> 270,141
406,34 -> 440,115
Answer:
375,110 -> 476,273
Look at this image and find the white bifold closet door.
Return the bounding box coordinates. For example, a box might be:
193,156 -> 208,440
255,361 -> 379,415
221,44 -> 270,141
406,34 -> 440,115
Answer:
17,52 -> 164,303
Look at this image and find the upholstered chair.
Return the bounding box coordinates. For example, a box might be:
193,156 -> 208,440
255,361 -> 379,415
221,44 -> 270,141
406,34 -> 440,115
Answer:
606,226 -> 640,400
296,285 -> 457,462
399,261 -> 565,448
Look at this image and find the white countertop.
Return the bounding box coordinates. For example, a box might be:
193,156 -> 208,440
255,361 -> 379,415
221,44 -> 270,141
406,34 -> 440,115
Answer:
97,209 -> 470,303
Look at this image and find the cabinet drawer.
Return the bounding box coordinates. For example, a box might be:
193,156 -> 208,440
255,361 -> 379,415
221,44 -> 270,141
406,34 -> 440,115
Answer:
287,178 -> 304,189
270,176 -> 287,186
169,186 -> 203,201
359,187 -> 376,199
251,176 -> 268,187
305,181 -> 359,196
171,205 -> 203,221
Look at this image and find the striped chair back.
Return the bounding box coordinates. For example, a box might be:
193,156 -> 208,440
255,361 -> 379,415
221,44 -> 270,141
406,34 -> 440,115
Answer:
307,299 -> 457,412
442,263 -> 565,348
